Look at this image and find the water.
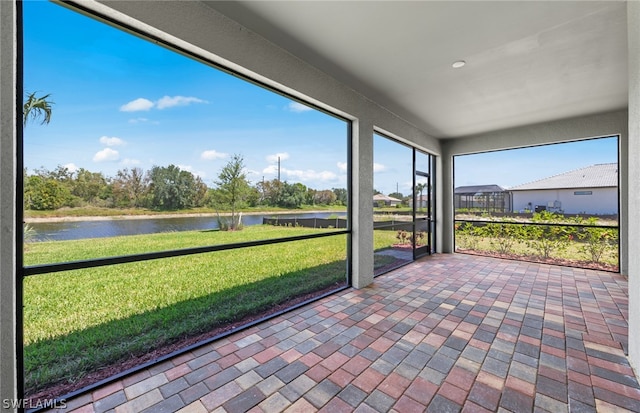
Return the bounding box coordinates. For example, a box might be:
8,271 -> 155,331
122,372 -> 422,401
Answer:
27,212 -> 345,241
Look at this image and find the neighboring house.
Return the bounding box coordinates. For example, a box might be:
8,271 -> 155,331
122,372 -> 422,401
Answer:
454,185 -> 511,213
410,195 -> 430,209
373,193 -> 401,207
509,163 -> 618,215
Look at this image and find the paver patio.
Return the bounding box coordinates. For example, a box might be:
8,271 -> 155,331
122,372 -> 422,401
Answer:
47,254 -> 640,412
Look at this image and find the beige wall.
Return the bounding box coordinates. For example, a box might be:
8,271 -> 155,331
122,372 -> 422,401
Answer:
0,0 -> 18,407
627,0 -> 640,378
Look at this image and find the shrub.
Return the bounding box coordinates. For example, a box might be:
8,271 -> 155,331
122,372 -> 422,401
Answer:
575,217 -> 618,263
481,222 -> 520,255
216,212 -> 244,231
455,222 -> 481,250
396,230 -> 410,245
524,211 -> 571,259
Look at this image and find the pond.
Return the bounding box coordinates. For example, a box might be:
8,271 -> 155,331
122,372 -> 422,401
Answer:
26,212 -> 345,241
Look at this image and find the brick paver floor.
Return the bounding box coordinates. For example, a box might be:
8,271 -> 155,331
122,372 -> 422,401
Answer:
48,254 -> 640,412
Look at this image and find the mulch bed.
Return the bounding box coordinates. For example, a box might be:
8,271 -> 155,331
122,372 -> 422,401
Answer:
458,249 -> 620,273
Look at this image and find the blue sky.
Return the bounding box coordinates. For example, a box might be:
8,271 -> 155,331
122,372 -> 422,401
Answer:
454,137 -> 618,189
23,1 -> 351,192
24,2 -> 619,196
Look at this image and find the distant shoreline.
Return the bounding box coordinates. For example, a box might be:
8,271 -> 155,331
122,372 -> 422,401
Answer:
24,210 -> 344,224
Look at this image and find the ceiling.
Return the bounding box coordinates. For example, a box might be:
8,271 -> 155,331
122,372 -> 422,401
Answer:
203,1 -> 628,139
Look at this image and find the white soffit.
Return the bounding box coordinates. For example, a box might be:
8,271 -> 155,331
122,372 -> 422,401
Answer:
204,1 -> 628,139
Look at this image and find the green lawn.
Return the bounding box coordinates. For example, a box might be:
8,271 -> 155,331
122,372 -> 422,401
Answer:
23,226 -> 347,394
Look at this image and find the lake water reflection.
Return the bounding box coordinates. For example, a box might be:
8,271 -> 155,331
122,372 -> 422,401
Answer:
27,212 -> 344,241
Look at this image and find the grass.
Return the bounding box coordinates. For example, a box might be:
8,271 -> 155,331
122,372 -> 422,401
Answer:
23,225 -> 347,394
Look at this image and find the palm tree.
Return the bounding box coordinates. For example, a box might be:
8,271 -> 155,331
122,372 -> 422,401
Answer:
415,182 -> 427,211
23,92 -> 53,126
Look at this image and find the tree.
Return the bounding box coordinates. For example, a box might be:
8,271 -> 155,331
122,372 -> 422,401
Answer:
24,166 -> 76,209
313,189 -> 337,205
148,165 -> 204,210
280,182 -> 307,208
415,183 -> 427,210
72,168 -> 109,205
112,167 -> 149,208
23,92 -> 53,126
332,188 -> 347,206
213,154 -> 251,230
24,174 -> 71,210
259,179 -> 284,207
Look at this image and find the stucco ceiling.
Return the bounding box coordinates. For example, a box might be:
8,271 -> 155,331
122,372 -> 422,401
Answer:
203,1 -> 628,139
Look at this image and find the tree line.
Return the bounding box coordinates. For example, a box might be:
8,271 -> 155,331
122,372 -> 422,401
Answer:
24,155 -> 348,212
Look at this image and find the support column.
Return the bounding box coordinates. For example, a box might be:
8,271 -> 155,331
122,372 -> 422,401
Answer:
627,0 -> 640,378
351,120 -> 374,289
439,143 -> 455,253
0,0 -> 19,409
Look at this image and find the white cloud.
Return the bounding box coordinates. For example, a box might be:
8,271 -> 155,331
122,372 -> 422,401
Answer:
373,163 -> 387,172
120,96 -> 207,112
99,136 -> 125,146
156,95 -> 207,109
262,164 -> 337,183
93,148 -> 119,162
201,150 -> 228,160
120,98 -> 154,112
287,101 -> 313,113
337,162 -> 348,172
262,164 -> 278,175
286,169 -> 337,181
266,152 -> 290,163
121,158 -> 141,166
128,117 -> 149,124
63,163 -> 78,173
177,164 -> 206,178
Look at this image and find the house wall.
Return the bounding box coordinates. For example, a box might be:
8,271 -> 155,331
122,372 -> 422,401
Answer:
0,0 -> 18,407
511,187 -> 618,215
627,0 -> 640,380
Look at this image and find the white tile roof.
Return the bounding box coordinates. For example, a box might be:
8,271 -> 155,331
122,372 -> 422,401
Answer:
509,163 -> 618,191
373,194 -> 401,202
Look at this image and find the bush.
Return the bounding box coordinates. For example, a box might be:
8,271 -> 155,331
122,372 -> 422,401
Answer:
396,230 -> 410,245
524,211 -> 570,259
481,222 -> 520,255
455,222 -> 481,250
217,213 -> 244,231
574,217 -> 618,263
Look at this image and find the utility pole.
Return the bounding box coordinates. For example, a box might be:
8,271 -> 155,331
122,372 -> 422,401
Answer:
278,156 -> 281,182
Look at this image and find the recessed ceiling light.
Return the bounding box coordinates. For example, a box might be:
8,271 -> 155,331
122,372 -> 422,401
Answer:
452,60 -> 466,69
